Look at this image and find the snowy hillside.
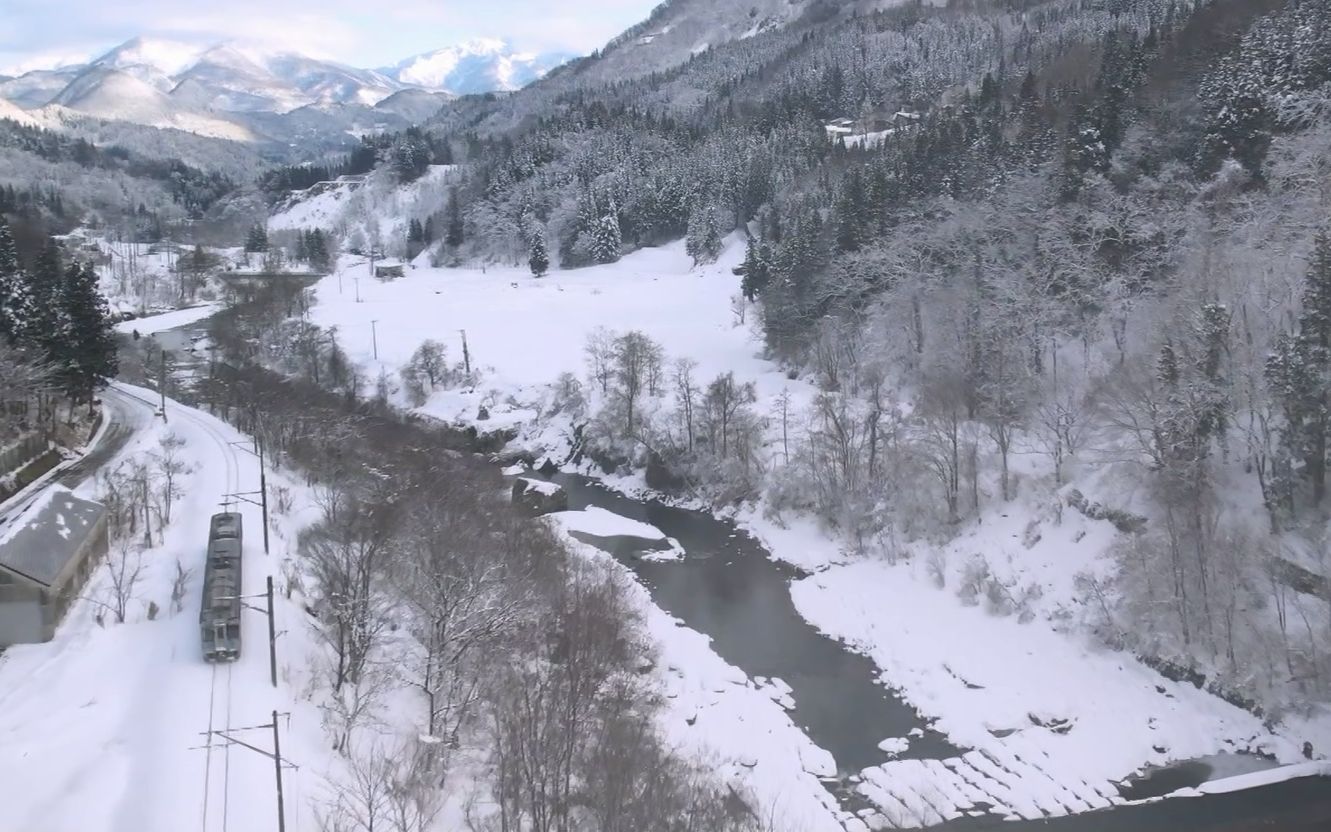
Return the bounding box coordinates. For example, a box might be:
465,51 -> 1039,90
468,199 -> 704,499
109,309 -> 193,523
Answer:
52,65 -> 256,141
301,235 -> 1328,825
267,164 -> 458,245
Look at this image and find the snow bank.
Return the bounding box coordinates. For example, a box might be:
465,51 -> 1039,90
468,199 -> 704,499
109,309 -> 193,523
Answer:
1195,761 -> 1331,795
114,303 -> 220,335
552,506 -> 668,541
781,557 -> 1301,821
556,532 -> 848,832
551,508 -> 685,561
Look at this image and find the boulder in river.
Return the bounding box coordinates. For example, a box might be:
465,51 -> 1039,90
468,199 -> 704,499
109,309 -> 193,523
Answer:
511,477 -> 568,515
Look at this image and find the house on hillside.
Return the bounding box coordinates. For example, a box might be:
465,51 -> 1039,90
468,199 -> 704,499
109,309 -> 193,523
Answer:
375,263 -> 405,279
0,487 -> 108,647
823,117 -> 856,137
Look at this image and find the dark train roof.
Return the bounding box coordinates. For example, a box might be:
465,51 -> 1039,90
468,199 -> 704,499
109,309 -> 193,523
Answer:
210,512 -> 242,539
209,538 -> 241,560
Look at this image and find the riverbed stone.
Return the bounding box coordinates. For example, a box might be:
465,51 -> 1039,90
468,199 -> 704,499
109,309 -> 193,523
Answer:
511,477 -> 568,515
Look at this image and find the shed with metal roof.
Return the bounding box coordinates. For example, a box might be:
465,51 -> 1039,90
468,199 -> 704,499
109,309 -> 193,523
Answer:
0,487 -> 108,647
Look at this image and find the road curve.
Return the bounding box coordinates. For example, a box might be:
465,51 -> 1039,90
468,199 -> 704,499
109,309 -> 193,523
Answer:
0,388 -> 149,532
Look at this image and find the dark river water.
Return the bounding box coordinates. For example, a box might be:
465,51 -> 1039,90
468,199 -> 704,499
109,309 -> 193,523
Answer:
551,472 -> 960,776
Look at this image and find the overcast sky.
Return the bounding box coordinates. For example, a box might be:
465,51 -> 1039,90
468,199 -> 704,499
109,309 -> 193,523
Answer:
0,0 -> 660,74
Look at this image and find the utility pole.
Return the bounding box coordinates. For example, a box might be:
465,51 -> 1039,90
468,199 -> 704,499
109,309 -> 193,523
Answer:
197,712 -> 294,832
371,320 -> 379,360
228,439 -> 269,556
272,710 -> 287,832
232,582 -> 278,689
355,275 -> 361,303
266,577 -> 277,688
158,348 -> 168,421
460,329 -> 471,376
257,433 -> 270,556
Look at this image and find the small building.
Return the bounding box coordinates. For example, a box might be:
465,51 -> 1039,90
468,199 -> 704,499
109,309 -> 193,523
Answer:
375,264 -> 405,279
823,117 -> 856,137
0,487 -> 108,647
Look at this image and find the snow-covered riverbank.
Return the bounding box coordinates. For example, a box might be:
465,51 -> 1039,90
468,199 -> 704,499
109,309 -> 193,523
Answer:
306,239 -> 1328,826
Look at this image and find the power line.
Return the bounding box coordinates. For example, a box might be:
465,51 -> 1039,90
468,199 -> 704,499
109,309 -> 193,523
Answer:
196,712 -> 297,832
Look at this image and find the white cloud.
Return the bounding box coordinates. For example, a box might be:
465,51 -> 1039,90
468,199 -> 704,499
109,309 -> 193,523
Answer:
0,0 -> 657,73
1,49 -> 95,77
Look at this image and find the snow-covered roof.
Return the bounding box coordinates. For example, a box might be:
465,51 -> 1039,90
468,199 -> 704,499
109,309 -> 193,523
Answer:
0,487 -> 105,588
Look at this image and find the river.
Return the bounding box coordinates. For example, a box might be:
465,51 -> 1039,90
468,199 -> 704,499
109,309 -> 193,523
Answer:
139,315 -> 1331,830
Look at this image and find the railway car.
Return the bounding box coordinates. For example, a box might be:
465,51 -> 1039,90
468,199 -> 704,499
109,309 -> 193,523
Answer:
201,512 -> 244,661
210,511 -> 242,541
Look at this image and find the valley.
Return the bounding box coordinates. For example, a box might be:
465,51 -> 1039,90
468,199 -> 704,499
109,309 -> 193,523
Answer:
2,0 -> 1331,830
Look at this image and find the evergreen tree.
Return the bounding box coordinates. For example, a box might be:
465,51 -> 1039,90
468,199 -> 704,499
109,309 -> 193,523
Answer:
0,219 -> 30,344
57,261 -> 117,403
686,204 -> 723,265
26,241 -> 65,354
308,229 -> 332,273
529,227 -> 550,277
445,190 -> 465,249
1268,231 -> 1331,505
834,170 -> 868,253
591,208 -> 622,265
244,223 -> 269,254
740,235 -> 772,301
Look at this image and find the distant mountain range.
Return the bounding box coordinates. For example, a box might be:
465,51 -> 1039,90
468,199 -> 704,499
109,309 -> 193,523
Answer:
0,36 -> 576,142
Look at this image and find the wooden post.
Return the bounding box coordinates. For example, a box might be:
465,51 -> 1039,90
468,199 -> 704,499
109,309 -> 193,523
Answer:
460,329 -> 471,376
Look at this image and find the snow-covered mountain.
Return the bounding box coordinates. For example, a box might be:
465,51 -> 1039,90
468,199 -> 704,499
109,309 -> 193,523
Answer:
384,38 -> 575,95
0,35 -> 576,142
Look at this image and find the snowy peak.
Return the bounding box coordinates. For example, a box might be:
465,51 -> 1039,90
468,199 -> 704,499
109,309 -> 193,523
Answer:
385,40 -> 575,95
0,34 -> 575,138
90,36 -> 208,78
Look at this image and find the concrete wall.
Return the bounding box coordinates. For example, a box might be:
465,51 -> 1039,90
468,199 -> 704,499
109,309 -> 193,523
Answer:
0,432 -> 47,479
0,583 -> 46,647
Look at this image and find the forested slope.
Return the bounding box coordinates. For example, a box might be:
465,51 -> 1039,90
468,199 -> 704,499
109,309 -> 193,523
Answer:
358,0 -> 1331,720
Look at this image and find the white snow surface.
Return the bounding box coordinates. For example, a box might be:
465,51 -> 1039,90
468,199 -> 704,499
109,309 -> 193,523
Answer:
114,303 -> 221,335
307,236 -> 774,420
550,506 -> 669,543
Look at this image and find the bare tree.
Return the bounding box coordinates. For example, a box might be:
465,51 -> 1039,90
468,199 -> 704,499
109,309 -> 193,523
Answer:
301,486 -> 399,692
584,327 -> 616,396
612,331 -> 664,437
149,432 -> 191,525
672,358 -> 699,454
100,540 -> 146,624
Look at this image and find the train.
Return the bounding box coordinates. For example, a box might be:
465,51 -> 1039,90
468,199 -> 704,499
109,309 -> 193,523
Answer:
200,512 -> 244,661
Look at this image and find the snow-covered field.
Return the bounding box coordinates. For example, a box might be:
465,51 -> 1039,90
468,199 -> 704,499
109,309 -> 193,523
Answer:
308,236 -> 792,425
304,236 -> 1330,826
